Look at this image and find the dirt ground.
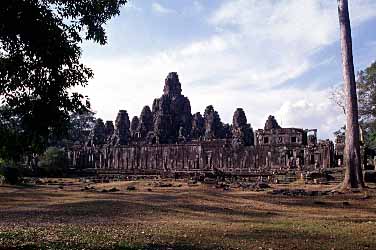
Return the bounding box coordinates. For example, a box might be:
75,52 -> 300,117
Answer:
0,179 -> 375,250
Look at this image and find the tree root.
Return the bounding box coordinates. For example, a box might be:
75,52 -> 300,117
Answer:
330,181 -> 367,193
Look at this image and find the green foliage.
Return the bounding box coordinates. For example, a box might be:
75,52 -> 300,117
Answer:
358,61 -> 376,149
333,62 -> 376,149
37,147 -> 67,176
364,130 -> 376,149
358,61 -> 376,120
0,161 -> 21,184
67,110 -> 96,144
0,105 -> 28,161
333,126 -> 345,137
0,0 -> 127,159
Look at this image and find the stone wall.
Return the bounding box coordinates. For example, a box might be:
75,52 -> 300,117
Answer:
68,140 -> 333,175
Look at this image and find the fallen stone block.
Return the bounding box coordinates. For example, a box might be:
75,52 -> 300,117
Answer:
127,185 -> 136,191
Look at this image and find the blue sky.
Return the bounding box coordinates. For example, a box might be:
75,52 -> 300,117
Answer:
80,0 -> 376,139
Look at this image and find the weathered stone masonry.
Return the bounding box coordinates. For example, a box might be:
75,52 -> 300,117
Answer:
68,72 -> 337,175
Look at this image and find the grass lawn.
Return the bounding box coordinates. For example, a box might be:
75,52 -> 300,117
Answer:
0,179 -> 375,250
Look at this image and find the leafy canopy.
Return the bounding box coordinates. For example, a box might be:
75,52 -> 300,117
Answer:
0,0 -> 127,158
332,61 -> 376,149
358,61 -> 376,148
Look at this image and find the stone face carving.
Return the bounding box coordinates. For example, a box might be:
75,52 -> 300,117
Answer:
89,118 -> 106,146
130,116 -> 139,139
204,105 -> 223,140
233,108 -> 247,128
153,95 -> 173,143
163,72 -> 182,97
222,124 -> 233,139
264,115 -> 281,130
152,73 -> 192,143
77,72 -> 336,173
153,112 -> 173,144
85,75 -> 278,148
191,112 -> 205,139
232,108 -> 253,146
104,121 -> 114,142
171,95 -> 192,138
138,106 -> 154,139
111,110 -> 130,145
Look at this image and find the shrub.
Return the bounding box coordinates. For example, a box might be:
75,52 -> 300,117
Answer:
0,161 -> 21,184
37,147 -> 67,177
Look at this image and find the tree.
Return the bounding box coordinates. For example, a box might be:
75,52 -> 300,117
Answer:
330,62 -> 376,150
0,0 -> 127,160
337,0 -> 365,190
37,147 -> 67,177
0,105 -> 27,161
358,62 -> 376,147
66,110 -> 96,144
329,85 -> 346,115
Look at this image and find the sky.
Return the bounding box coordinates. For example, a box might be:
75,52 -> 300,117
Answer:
79,0 -> 376,139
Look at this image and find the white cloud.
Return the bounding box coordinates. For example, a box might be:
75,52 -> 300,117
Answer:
180,1 -> 205,17
193,1 -> 204,13
80,52 -> 343,138
151,2 -> 175,15
211,0 -> 335,49
180,35 -> 230,56
210,0 -> 376,62
349,0 -> 376,24
81,0 -> 376,139
123,2 -> 142,12
276,96 -> 344,140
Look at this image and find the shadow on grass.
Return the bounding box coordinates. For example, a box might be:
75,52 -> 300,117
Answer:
0,243 -> 225,250
264,196 -> 376,214
116,243 -> 225,250
0,183 -> 38,188
0,192 -> 278,225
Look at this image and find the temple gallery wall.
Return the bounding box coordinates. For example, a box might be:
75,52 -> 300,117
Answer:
68,72 -> 342,175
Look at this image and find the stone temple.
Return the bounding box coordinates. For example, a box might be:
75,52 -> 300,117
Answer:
68,72 -> 340,177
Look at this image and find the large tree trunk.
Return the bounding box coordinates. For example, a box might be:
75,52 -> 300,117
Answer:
337,0 -> 365,190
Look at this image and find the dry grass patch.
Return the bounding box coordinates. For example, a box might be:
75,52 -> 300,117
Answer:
0,180 -> 375,249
